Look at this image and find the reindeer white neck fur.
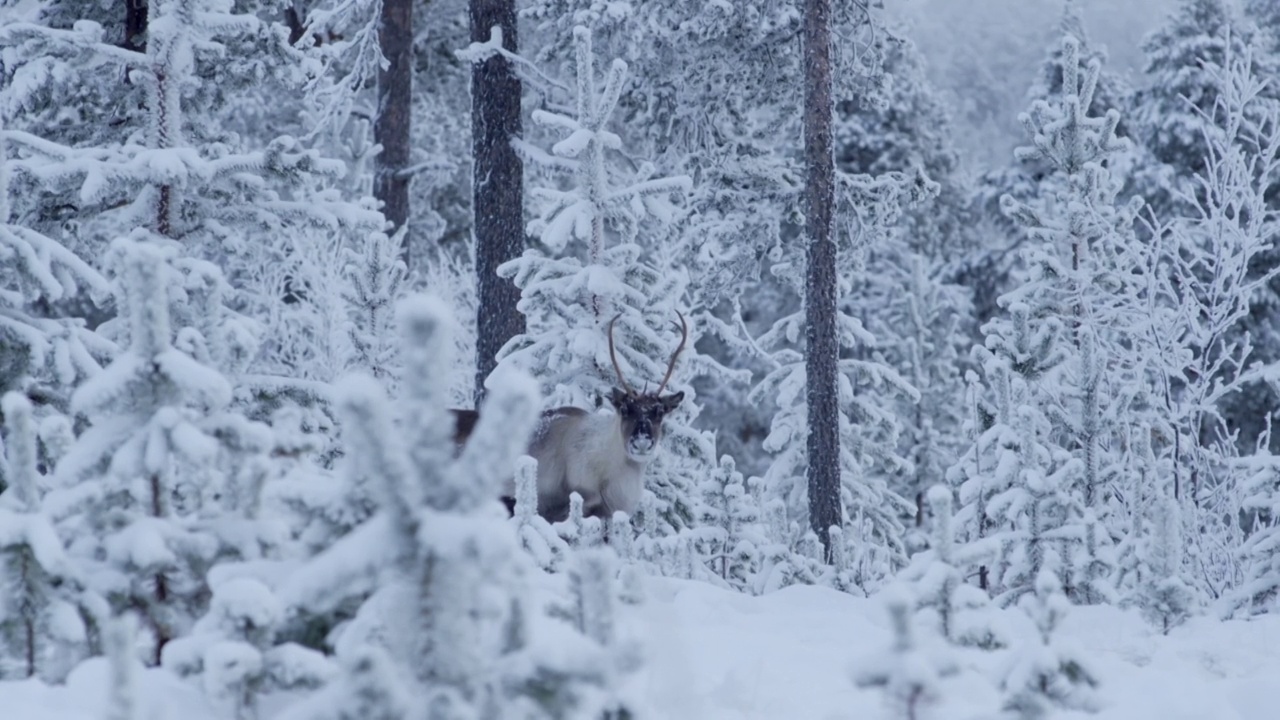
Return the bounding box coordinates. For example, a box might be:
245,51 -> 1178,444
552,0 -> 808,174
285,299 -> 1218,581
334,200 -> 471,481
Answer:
460,312 -> 687,522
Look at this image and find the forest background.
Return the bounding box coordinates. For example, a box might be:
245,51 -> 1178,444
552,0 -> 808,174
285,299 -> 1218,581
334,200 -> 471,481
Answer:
2,0 -> 1280,718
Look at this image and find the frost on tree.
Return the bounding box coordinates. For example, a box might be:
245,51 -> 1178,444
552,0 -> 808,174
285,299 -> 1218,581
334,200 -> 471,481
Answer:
958,32 -> 1154,605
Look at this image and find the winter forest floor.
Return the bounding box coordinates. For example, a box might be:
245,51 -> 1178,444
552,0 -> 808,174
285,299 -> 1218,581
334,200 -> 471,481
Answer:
4,577 -> 1278,720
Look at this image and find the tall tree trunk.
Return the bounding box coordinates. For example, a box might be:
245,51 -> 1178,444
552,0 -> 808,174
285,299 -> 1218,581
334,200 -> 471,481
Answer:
123,0 -> 147,53
804,0 -> 841,560
374,0 -> 413,262
470,0 -> 525,403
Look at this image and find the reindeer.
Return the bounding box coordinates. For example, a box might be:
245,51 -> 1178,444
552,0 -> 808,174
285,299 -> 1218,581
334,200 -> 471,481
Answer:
454,312 -> 687,522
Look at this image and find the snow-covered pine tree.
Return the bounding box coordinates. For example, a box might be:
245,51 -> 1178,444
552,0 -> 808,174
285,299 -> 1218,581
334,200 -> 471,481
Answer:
1136,492 -> 1196,634
969,31 -> 1160,605
284,646 -> 414,720
965,0 -> 1134,327
566,547 -> 643,718
512,455 -> 570,573
163,576 -> 334,720
0,391 -> 92,681
553,492 -> 606,549
900,485 -> 1007,650
340,230 -> 408,384
51,236 -> 265,665
853,586 -> 958,720
752,498 -> 824,594
692,455 -> 766,592
948,301 -> 1087,606
1000,567 -> 1100,719
869,252 -> 972,553
989,399 -> 1086,608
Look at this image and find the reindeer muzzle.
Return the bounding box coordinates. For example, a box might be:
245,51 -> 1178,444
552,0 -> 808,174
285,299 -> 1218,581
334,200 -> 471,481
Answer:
627,433 -> 657,459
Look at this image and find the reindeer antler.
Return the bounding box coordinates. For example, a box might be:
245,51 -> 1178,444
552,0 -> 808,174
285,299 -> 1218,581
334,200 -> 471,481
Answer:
656,311 -> 688,395
607,313 -> 636,396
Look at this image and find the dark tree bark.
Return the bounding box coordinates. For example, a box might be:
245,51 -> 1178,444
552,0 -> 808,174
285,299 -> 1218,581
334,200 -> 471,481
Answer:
123,0 -> 147,53
374,0 -> 414,261
804,0 -> 841,561
470,0 -> 525,403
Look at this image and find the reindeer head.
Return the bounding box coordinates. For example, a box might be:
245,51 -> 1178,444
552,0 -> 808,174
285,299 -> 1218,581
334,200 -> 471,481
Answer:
608,311 -> 687,462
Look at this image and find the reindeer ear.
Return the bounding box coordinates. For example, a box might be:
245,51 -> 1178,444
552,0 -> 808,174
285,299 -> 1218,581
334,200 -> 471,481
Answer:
661,391 -> 684,413
610,387 -> 629,409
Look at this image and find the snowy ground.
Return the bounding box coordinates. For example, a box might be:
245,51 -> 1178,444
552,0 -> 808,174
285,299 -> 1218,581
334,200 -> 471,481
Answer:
4,578 -> 1279,719
635,579 -> 1280,720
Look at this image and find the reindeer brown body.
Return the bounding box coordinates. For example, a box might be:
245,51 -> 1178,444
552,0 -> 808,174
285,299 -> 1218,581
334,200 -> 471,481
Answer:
454,312 -> 687,522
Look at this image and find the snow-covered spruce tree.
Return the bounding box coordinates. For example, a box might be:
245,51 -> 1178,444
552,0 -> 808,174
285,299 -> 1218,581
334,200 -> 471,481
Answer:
946,308 -> 1074,604
692,455 -> 766,592
490,25 -> 702,535
899,486 -> 1007,650
965,1 -> 1134,326
51,236 -> 269,666
1136,492 -> 1196,634
163,576 -> 334,720
1000,568 -> 1099,720
865,252 -> 972,553
985,33 -> 1157,599
752,498 -> 823,594
553,492 -> 606,549
0,391 -> 91,681
565,548 -> 643,718
852,586 -> 957,720
340,230 -> 408,384
990,401 -> 1086,608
